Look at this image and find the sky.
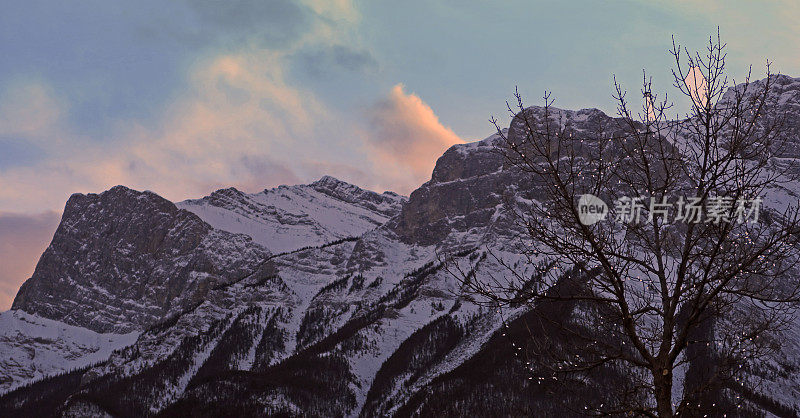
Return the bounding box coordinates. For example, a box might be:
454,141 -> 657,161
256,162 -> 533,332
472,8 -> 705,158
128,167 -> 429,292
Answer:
1,0 -> 800,310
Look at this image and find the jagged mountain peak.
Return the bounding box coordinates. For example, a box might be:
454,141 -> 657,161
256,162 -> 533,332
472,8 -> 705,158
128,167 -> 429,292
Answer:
310,175 -> 406,214
178,178 -> 406,253
64,185 -> 176,216
206,186 -> 247,200
310,175 -> 405,203
430,132 -> 504,184
10,183 -> 270,334
311,174 -> 349,187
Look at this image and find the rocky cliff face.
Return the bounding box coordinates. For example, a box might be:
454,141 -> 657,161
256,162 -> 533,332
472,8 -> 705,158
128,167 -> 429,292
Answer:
391,134 -> 508,246
391,107 -> 628,247
12,186 -> 270,333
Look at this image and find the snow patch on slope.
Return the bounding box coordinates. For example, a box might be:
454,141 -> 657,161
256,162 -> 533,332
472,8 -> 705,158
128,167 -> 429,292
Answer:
177,178 -> 405,254
0,310 -> 139,394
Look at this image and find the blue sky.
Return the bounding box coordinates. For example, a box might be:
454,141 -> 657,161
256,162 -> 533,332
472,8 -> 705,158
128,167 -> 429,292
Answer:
1,0 -> 800,309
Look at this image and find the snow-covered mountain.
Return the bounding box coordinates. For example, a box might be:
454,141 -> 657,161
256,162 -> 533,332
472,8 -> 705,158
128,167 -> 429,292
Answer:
2,76 -> 800,416
176,176 -> 404,254
10,185 -> 272,334
0,178 -> 405,396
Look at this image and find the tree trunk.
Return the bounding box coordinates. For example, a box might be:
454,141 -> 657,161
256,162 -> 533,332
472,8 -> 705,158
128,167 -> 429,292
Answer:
654,369 -> 674,417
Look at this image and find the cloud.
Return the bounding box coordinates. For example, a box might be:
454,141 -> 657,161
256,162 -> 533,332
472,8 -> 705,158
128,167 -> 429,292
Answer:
0,1 -> 465,215
301,0 -> 360,24
0,48 -> 374,210
0,211 -> 60,311
645,1 -> 800,68
0,0 -> 380,211
146,0 -> 363,52
0,81 -> 63,140
0,78 -> 132,211
294,45 -> 378,78
127,0 -> 314,51
181,0 -> 311,48
105,50 -> 334,199
0,0 -> 466,210
0,69 -> 463,213
364,84 -> 464,194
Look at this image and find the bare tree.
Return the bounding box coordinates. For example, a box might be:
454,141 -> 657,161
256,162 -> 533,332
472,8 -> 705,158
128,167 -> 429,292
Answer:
455,32 -> 800,416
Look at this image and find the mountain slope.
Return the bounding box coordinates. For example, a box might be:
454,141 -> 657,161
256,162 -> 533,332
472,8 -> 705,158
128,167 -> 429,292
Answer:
176,176 -> 405,254
0,310 -> 138,394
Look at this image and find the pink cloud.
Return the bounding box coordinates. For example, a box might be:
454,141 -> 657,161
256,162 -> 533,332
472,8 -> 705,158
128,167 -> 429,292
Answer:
0,52 -> 333,211
365,84 -> 464,194
0,57 -> 466,216
0,211 -> 60,311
